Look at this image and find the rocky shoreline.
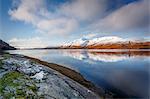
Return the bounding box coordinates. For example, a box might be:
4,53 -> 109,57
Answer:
0,53 -> 100,99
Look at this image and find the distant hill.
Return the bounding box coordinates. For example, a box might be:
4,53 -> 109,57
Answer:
61,36 -> 150,49
0,39 -> 16,50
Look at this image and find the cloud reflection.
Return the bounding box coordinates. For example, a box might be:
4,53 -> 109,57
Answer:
62,50 -> 149,62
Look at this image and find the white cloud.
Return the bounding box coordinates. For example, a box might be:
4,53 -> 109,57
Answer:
9,0 -> 45,24
61,0 -> 107,21
8,0 -> 108,36
9,37 -> 49,49
8,0 -> 149,38
37,18 -> 78,35
91,0 -> 149,33
9,0 -> 78,35
82,33 -> 98,39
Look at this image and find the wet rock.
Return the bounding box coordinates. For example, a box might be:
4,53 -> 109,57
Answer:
0,69 -> 9,78
31,71 -> 45,80
0,54 -> 99,99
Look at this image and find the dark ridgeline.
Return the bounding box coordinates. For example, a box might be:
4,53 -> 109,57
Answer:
0,39 -> 16,50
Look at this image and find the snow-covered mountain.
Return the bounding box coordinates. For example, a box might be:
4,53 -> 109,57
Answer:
63,36 -> 126,46
62,36 -> 150,49
64,38 -> 89,47
87,36 -> 126,46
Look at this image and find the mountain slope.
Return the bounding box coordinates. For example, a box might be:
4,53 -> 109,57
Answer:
61,36 -> 150,49
0,39 -> 16,50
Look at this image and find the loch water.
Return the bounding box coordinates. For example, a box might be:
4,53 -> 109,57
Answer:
7,49 -> 150,98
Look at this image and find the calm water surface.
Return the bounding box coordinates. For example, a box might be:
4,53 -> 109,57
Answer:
7,49 -> 150,98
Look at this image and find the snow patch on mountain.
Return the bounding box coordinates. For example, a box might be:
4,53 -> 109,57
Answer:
63,36 -> 128,47
87,36 -> 126,45
63,38 -> 89,47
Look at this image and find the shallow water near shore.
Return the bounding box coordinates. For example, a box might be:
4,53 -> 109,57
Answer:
7,49 -> 150,98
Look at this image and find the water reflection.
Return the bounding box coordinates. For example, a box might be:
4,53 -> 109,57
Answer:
62,50 -> 149,62
7,49 -> 150,98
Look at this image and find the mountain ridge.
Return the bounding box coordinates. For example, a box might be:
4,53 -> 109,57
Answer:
0,39 -> 16,50
61,36 -> 150,49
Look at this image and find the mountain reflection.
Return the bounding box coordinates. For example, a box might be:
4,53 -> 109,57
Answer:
7,49 -> 149,98
62,50 -> 150,62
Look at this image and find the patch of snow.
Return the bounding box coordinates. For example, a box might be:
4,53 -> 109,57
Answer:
62,36 -> 129,47
87,36 -> 126,45
70,38 -> 89,47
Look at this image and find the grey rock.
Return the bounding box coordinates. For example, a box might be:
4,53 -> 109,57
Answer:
0,54 -> 100,99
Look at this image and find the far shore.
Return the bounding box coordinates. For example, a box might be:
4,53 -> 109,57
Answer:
9,48 -> 150,50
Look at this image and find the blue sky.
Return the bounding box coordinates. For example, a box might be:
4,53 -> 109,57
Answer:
0,0 -> 149,48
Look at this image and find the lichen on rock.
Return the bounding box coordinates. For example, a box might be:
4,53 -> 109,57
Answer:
0,71 -> 38,99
